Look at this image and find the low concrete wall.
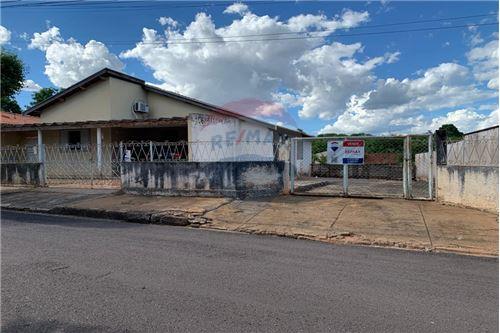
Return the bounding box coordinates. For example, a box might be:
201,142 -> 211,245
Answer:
121,161 -> 285,199
436,165 -> 498,213
311,164 -> 404,180
1,163 -> 41,186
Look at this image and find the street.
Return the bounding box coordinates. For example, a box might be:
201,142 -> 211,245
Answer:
1,210 -> 498,332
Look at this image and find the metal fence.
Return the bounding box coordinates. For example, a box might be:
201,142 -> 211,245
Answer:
445,138 -> 499,166
1,141 -> 287,188
291,135 -> 433,199
0,145 -> 39,164
121,141 -> 285,162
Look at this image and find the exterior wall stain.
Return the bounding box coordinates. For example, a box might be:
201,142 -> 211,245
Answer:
1,163 -> 41,186
437,165 -> 498,213
121,161 -> 284,199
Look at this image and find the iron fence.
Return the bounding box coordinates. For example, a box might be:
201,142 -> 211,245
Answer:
445,138 -> 498,166
121,141 -> 284,162
0,145 -> 39,164
1,141 -> 287,188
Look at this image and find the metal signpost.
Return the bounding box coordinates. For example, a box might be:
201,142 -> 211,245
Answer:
327,139 -> 365,196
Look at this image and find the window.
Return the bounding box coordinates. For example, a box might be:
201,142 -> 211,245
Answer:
68,131 -> 82,146
62,129 -> 89,148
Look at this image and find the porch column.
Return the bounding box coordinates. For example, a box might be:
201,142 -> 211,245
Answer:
96,128 -> 102,172
37,129 -> 46,186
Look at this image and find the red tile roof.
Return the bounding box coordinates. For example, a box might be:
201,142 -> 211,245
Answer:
0,111 -> 40,125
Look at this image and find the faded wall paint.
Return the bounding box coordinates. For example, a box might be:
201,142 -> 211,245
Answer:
1,163 -> 41,186
436,165 -> 498,213
121,161 -> 284,199
188,113 -> 274,162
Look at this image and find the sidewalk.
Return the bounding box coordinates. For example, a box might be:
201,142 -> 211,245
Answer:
1,186 -> 498,256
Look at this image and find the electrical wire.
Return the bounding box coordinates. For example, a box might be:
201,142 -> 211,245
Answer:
10,22 -> 496,46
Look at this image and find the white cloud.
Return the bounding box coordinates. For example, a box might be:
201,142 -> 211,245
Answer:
407,108 -> 498,134
0,25 -> 11,45
223,3 -> 249,16
467,39 -> 498,90
318,62 -> 497,134
121,7 -> 381,125
158,16 -> 178,27
28,26 -> 124,88
28,26 -> 62,51
385,51 -> 400,64
22,79 -> 42,92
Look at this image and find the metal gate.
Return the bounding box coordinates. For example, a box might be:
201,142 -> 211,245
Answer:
290,134 -> 434,199
44,143 -> 121,188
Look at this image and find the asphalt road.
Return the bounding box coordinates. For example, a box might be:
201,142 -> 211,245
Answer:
1,210 -> 498,332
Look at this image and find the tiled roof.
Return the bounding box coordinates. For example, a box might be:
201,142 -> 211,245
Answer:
0,111 -> 40,125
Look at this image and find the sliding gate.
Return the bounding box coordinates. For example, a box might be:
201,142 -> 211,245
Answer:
290,135 -> 434,199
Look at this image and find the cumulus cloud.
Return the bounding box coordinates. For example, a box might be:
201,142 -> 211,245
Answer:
22,79 -> 42,92
0,25 -> 11,45
158,16 -> 178,27
223,3 -> 249,15
467,38 -> 498,90
406,108 -> 498,134
319,62 -> 497,134
28,26 -> 124,88
121,5 -> 382,125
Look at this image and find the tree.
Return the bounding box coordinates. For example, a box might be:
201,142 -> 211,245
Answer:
437,124 -> 464,141
29,87 -> 60,107
1,49 -> 25,113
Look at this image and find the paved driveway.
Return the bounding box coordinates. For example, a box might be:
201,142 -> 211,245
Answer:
2,211 -> 498,332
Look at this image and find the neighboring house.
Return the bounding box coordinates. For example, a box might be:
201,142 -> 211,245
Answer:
0,111 -> 40,125
1,68 -> 306,162
1,111 -> 40,147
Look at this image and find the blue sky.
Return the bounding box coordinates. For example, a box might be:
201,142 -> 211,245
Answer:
1,1 -> 498,135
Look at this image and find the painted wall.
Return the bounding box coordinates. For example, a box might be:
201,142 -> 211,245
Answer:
38,78 -> 217,124
146,90 -> 213,119
121,161 -> 285,199
188,113 -> 274,162
109,77 -> 147,120
436,165 -> 498,213
40,79 -> 111,123
294,140 -> 312,176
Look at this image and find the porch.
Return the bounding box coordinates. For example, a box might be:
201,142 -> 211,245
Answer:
1,118 -> 188,188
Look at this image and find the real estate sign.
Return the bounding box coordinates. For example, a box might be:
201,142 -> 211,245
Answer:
327,139 -> 365,165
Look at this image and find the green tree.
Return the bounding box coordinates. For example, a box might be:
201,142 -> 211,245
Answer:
0,49 -> 26,113
437,124 -> 464,141
29,87 -> 60,107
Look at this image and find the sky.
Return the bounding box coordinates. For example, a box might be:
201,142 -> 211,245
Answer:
1,0 -> 498,135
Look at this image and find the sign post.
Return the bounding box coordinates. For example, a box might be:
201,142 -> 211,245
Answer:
327,139 -> 365,196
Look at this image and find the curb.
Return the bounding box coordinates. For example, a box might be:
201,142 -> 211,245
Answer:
2,205 -> 497,258
1,205 -> 208,227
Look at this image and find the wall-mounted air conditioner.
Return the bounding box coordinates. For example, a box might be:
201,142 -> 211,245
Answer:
133,101 -> 149,113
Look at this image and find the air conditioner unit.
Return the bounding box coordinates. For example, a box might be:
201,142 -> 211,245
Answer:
133,101 -> 149,113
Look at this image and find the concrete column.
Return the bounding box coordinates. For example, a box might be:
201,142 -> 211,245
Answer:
428,133 -> 433,199
290,139 -> 296,194
37,130 -> 46,186
96,128 -> 102,172
342,164 -> 349,196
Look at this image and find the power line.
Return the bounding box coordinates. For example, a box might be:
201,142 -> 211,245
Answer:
10,22 -> 497,46
2,0 -> 293,9
58,13 -> 500,42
